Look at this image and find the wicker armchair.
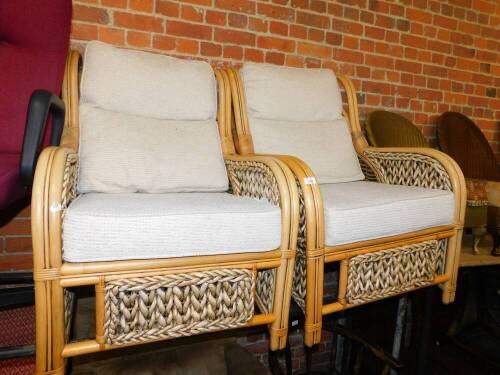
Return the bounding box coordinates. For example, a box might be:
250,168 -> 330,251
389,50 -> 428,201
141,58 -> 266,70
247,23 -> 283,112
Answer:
365,110 -> 428,148
32,42 -> 299,375
224,64 -> 466,347
437,112 -> 499,255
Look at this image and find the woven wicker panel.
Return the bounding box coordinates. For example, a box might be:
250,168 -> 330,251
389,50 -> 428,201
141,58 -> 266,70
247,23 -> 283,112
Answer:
434,239 -> 447,275
358,154 -> 379,182
62,153 -> 78,215
64,289 -> 75,342
346,240 -> 440,304
103,269 -> 255,345
363,151 -> 452,191
292,179 -> 307,312
225,160 -> 280,206
225,159 -> 280,312
256,269 -> 275,314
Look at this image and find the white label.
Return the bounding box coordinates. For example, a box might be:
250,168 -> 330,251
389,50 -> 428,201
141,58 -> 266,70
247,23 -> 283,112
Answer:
291,320 -> 299,327
304,177 -> 317,185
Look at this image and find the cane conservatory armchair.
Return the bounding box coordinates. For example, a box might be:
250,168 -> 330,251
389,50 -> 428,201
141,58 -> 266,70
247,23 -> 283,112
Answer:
225,64 -> 466,346
365,110 -> 428,148
31,42 -> 299,375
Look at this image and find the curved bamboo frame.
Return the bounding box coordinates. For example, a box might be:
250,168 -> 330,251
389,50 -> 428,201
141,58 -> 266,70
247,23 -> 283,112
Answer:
32,52 -> 299,374
225,67 -> 466,347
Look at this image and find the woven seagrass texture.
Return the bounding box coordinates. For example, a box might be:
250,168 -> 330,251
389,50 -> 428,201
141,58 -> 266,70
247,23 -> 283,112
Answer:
358,154 -> 379,182
64,289 -> 75,342
292,179 -> 307,312
61,152 -> 79,217
364,151 -> 452,191
346,240 -> 442,304
434,239 -> 447,275
225,158 -> 280,313
225,160 -> 280,206
103,269 -> 255,345
255,270 -> 275,314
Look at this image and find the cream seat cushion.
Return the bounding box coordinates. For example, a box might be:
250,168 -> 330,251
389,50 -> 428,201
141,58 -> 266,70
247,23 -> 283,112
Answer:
78,41 -> 228,194
241,63 -> 364,184
322,181 -> 455,246
62,193 -> 281,262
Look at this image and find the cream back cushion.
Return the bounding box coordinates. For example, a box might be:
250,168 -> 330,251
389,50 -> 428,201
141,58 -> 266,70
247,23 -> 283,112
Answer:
78,41 -> 228,193
241,63 -> 364,184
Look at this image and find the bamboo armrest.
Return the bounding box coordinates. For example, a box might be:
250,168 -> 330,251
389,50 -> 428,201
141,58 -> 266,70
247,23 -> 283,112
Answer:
246,153 -> 325,254
31,147 -> 78,272
224,154 -> 299,253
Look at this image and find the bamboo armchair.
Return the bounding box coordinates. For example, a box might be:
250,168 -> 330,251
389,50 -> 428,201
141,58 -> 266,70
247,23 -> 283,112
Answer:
224,66 -> 466,347
31,45 -> 299,375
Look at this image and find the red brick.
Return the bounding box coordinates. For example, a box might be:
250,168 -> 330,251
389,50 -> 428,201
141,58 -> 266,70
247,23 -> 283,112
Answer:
5,237 -> 32,253
153,35 -> 176,50
228,13 -> 248,28
434,15 -> 458,30
214,28 -> 256,46
127,31 -> 151,48
206,10 -> 226,25
297,11 -> 329,28
248,17 -> 267,32
333,49 -> 363,63
182,5 -> 204,22
99,27 -> 125,45
406,8 -> 432,23
285,55 -> 304,67
223,45 -> 243,59
244,48 -> 264,62
71,23 -> 98,40
73,5 -> 109,24
115,12 -> 163,32
298,42 -> 332,58
308,28 -> 325,42
176,38 -> 199,54
258,36 -> 296,53
270,21 -> 288,36
0,219 -> 31,236
331,19 -> 363,35
0,255 -> 33,271
291,25 -> 308,39
215,0 -> 256,15
265,51 -> 285,65
130,0 -> 154,12
156,1 -> 179,17
257,3 -> 294,21
166,20 -> 212,40
101,0 -> 127,7
395,59 -> 422,73
201,42 -> 222,57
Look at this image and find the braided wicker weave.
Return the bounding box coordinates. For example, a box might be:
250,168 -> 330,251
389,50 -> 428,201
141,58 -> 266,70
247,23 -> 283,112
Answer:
64,289 -> 75,342
346,240 -> 444,304
103,269 -> 255,345
358,154 -> 379,182
225,159 -> 281,314
363,151 -> 452,191
61,153 -> 78,215
292,180 -> 307,311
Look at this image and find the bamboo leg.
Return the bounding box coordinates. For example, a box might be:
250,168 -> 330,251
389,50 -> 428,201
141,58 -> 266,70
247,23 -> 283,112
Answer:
269,255 -> 295,350
303,253 -> 324,347
441,229 -> 463,304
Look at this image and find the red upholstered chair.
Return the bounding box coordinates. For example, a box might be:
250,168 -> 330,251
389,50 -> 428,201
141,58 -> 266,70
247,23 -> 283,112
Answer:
0,0 -> 71,361
0,0 -> 71,216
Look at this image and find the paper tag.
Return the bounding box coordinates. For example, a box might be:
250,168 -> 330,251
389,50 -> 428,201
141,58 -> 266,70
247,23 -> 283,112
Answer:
304,177 -> 317,185
291,320 -> 299,327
